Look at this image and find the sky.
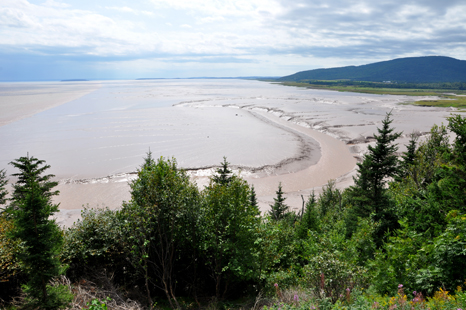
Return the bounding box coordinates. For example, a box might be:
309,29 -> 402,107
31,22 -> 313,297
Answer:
0,0 -> 465,81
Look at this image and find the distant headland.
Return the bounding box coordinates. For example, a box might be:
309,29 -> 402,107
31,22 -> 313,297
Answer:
278,56 -> 466,83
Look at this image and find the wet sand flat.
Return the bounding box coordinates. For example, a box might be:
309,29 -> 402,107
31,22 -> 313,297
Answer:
0,81 -> 101,127
0,79 -> 455,226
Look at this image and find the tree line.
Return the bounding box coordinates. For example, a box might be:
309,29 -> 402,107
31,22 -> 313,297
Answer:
306,80 -> 466,90
0,113 -> 466,309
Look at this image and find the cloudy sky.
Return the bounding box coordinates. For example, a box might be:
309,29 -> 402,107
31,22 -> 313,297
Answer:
1,0 -> 465,81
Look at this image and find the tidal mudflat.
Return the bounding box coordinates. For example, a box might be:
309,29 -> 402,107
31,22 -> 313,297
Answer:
0,79 -> 453,226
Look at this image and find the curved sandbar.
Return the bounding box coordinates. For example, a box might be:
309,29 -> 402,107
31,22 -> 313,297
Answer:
244,110 -> 357,197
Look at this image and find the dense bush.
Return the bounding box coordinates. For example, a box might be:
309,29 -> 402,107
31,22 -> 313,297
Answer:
63,207 -> 128,281
2,114 -> 466,309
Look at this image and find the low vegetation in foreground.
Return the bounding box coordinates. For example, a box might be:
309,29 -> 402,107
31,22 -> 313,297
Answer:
1,113 -> 466,309
275,80 -> 466,109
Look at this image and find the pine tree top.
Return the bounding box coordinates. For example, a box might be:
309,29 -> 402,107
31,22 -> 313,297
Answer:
269,182 -> 289,220
212,157 -> 233,186
9,155 -> 59,202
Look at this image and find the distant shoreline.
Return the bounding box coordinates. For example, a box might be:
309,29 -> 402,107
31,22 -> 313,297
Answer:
274,81 -> 466,109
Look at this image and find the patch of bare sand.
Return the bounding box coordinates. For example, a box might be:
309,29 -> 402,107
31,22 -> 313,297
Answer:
53,182 -> 131,227
0,82 -> 101,127
243,111 -> 357,214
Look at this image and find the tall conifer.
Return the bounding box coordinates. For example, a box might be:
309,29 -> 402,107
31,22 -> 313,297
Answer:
0,169 -> 8,206
269,183 -> 289,220
7,155 -> 70,309
348,112 -> 401,243
249,185 -> 259,209
212,157 -> 233,186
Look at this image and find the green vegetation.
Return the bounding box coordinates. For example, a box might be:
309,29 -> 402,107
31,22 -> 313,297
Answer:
0,169 -> 7,205
276,80 -> 466,109
268,183 -> 289,221
414,94 -> 466,109
274,56 -> 466,109
5,155 -> 72,309
1,114 -> 466,309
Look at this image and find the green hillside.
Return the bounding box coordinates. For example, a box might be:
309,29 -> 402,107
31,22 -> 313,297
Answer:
278,56 -> 466,83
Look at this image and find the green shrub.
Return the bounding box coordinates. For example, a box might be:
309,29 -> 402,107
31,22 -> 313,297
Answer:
62,207 -> 127,279
302,251 -> 369,302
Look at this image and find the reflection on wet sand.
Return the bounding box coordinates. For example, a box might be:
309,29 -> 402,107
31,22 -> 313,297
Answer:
0,79 -> 453,226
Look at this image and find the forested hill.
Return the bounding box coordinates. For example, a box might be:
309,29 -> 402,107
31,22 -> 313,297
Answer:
278,56 -> 466,83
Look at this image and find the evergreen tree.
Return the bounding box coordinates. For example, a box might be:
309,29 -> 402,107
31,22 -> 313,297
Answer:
396,132 -> 418,181
269,182 -> 289,220
402,133 -> 418,166
249,185 -> 258,209
212,157 -> 233,186
142,148 -> 155,169
448,114 -> 466,165
7,155 -> 70,309
0,169 -> 7,206
347,112 -> 402,243
121,156 -> 200,309
296,191 -> 319,238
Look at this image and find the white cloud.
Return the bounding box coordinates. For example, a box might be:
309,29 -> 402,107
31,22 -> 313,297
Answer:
105,6 -> 136,13
150,0 -> 284,21
1,0 -> 466,80
198,16 -> 225,24
0,7 -> 37,28
0,1 -> 164,57
105,6 -> 154,16
141,11 -> 154,16
42,0 -> 70,8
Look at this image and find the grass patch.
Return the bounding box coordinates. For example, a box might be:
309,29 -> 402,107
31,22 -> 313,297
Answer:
414,95 -> 466,109
275,82 -> 466,109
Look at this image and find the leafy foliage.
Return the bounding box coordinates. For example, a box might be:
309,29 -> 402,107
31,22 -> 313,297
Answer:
3,114 -> 466,309
202,170 -> 260,299
120,155 -> 200,308
0,169 -> 8,206
303,251 -> 368,302
63,207 -> 127,280
0,213 -> 20,283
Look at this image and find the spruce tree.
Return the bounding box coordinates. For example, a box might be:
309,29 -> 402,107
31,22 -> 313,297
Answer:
348,112 -> 402,243
7,155 -> 70,309
0,169 -> 8,206
402,133 -> 418,166
269,182 -> 289,220
212,157 -> 233,186
249,185 -> 258,209
296,191 -> 319,238
396,132 -> 418,181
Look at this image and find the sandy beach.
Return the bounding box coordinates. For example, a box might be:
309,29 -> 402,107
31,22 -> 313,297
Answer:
0,79 -> 454,226
0,81 -> 101,127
